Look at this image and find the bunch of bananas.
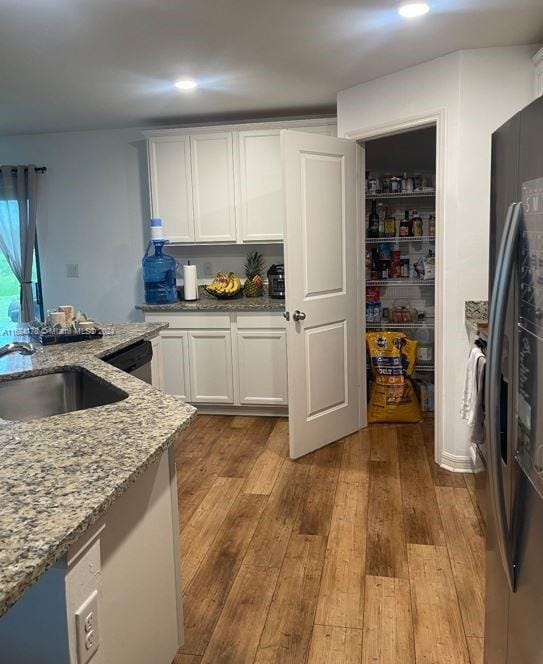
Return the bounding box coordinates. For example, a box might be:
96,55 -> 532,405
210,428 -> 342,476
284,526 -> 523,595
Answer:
206,272 -> 241,296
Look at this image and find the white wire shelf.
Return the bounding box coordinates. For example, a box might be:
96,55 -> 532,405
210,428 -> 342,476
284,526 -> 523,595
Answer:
366,364 -> 435,372
365,235 -> 435,244
366,321 -> 435,329
366,279 -> 435,287
365,191 -> 435,199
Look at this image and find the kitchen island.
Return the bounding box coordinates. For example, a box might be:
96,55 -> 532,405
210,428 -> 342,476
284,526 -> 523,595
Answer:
0,323 -> 196,664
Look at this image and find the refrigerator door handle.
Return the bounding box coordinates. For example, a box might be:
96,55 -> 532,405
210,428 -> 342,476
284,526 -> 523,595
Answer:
486,201 -> 523,593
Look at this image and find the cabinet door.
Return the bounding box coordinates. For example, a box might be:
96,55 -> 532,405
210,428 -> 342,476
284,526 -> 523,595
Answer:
150,336 -> 163,390
188,331 -> 234,403
236,330 -> 288,405
237,130 -> 283,242
190,133 -> 237,242
148,137 -> 195,242
160,331 -> 190,400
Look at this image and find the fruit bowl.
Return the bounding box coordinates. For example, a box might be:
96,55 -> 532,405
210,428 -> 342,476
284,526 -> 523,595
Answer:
204,286 -> 243,300
204,272 -> 243,299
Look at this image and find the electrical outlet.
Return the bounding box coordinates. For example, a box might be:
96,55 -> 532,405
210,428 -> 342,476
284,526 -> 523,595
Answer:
203,261 -> 213,277
66,263 -> 79,278
75,590 -> 100,663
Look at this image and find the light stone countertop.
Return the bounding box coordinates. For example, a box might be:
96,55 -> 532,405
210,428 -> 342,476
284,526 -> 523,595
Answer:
136,287 -> 285,313
465,300 -> 488,336
0,322 -> 196,618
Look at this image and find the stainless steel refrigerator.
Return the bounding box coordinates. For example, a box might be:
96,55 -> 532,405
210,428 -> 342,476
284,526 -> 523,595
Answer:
484,93 -> 543,664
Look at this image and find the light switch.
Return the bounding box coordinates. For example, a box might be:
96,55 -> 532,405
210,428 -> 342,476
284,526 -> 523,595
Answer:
66,263 -> 79,278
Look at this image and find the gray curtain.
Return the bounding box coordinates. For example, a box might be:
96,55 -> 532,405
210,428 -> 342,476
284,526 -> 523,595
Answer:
0,165 -> 39,322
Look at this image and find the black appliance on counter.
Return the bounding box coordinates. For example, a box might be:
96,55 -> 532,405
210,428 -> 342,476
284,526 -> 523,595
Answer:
267,264 -> 285,299
483,93 -> 543,664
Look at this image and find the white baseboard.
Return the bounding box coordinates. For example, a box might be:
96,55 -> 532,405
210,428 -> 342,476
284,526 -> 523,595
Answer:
192,405 -> 288,417
439,449 -> 474,473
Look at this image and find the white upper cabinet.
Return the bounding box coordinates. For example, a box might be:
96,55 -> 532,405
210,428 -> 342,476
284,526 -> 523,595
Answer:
237,129 -> 283,242
190,132 -> 237,242
148,136 -> 195,242
145,120 -> 336,245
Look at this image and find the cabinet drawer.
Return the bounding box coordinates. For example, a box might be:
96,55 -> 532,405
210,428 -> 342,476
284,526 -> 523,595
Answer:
236,312 -> 286,329
144,313 -> 232,329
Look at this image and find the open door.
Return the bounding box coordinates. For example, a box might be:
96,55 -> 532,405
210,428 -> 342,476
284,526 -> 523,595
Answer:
282,130 -> 364,459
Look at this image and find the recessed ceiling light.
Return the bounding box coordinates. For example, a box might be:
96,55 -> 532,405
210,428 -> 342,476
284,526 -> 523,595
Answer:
174,79 -> 198,91
398,2 -> 430,18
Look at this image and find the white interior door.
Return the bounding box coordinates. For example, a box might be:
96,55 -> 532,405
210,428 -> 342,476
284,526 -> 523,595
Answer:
282,130 -> 363,459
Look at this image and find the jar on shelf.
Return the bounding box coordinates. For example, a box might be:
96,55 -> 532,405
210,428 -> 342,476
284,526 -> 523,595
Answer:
390,176 -> 401,193
428,214 -> 436,237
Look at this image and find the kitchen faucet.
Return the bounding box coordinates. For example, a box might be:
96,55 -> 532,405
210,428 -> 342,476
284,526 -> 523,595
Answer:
0,342 -> 36,358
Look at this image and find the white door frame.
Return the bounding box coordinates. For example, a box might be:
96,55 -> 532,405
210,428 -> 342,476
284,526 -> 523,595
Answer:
342,109 -> 446,468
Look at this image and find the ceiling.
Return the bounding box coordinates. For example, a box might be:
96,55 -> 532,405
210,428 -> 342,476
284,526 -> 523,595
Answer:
0,0 -> 541,135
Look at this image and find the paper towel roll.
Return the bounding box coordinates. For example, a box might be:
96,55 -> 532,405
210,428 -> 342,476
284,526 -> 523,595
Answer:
183,264 -> 198,301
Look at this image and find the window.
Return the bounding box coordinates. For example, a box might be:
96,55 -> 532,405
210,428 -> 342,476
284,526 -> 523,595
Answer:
0,199 -> 43,325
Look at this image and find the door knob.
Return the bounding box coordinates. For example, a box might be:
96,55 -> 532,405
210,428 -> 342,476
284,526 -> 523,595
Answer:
292,310 -> 306,322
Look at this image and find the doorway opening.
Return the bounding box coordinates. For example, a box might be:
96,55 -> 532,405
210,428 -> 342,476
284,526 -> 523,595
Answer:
360,124 -> 438,453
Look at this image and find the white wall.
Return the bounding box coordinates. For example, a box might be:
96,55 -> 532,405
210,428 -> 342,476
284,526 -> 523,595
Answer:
0,128 -> 149,322
338,45 -> 536,469
0,128 -> 285,321
170,244 -> 283,285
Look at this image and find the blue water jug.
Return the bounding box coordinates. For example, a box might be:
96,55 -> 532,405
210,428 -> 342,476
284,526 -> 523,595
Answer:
142,240 -> 177,304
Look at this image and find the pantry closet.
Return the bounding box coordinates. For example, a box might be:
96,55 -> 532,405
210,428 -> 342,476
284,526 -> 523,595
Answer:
363,126 -> 437,417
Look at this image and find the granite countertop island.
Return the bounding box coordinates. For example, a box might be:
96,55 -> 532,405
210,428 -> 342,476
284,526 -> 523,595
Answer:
0,322 -> 196,618
137,287 -> 285,313
465,300 -> 488,337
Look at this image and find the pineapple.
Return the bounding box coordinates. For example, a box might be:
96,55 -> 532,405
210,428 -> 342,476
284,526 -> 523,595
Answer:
244,251 -> 264,297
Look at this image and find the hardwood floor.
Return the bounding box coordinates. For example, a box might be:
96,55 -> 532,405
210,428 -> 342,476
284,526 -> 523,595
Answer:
172,415 -> 485,664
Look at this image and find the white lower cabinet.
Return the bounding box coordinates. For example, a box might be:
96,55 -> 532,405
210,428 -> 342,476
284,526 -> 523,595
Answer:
160,330 -> 190,400
150,312 -> 287,410
236,330 -> 287,405
151,336 -> 163,390
188,330 -> 234,403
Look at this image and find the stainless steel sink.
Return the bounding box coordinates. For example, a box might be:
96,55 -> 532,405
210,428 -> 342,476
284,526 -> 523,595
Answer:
0,367 -> 128,422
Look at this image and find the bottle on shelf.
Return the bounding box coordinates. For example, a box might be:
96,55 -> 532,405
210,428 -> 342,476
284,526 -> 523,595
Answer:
378,214 -> 385,238
390,249 -> 401,279
411,210 -> 423,237
384,215 -> 396,238
399,210 -> 412,237
390,176 -> 401,193
368,199 -> 380,238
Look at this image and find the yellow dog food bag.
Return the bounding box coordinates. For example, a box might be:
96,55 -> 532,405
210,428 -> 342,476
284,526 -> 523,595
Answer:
366,332 -> 417,383
366,332 -> 422,423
